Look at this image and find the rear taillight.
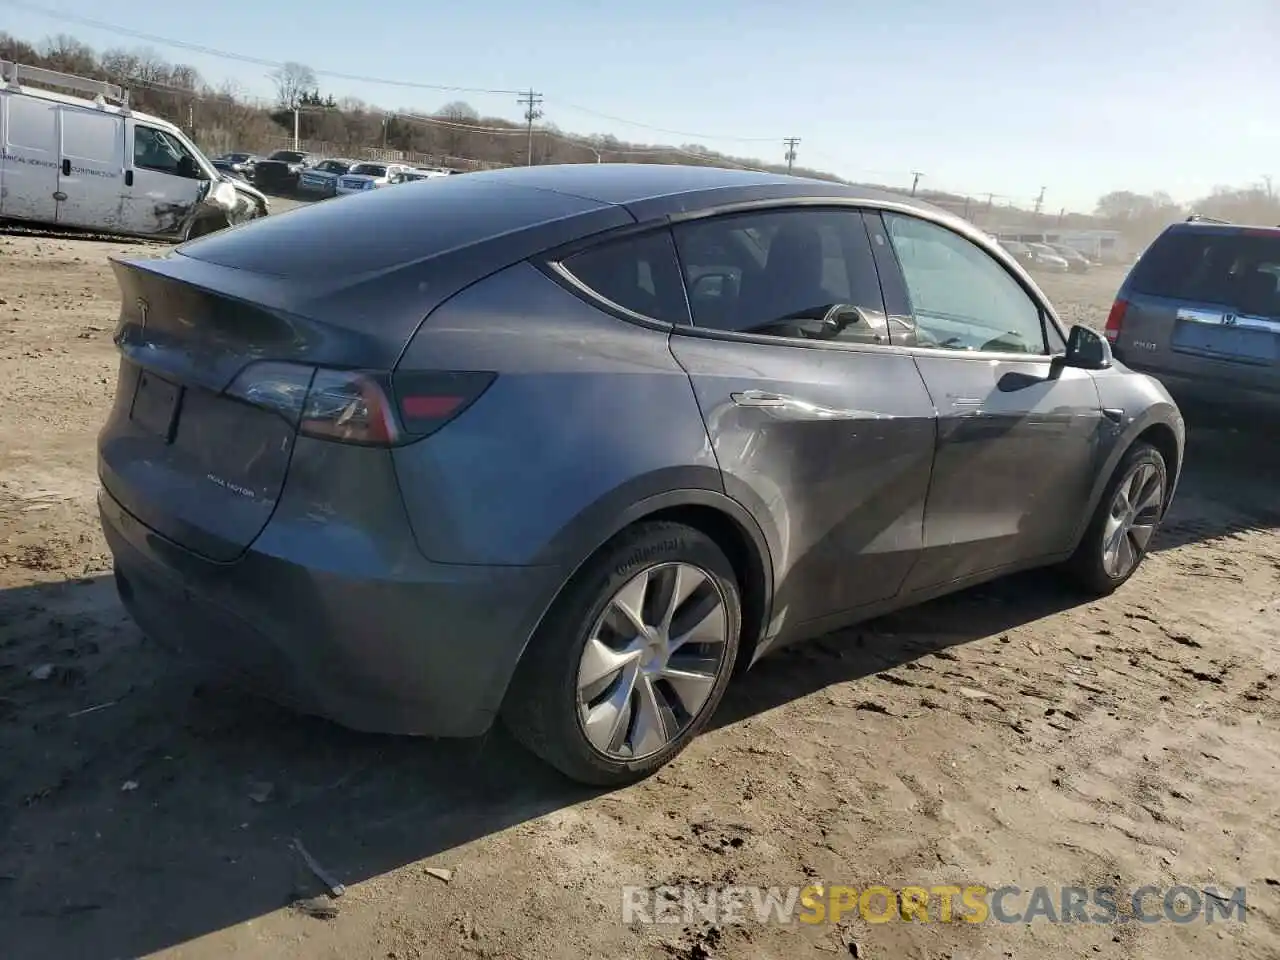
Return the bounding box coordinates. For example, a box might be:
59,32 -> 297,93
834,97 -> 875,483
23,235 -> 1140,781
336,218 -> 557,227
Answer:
1103,299 -> 1128,343
393,371 -> 496,438
226,363 -> 495,446
301,369 -> 401,445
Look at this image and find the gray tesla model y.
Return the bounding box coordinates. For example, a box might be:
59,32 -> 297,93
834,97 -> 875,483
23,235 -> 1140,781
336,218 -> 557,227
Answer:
98,164 -> 1185,785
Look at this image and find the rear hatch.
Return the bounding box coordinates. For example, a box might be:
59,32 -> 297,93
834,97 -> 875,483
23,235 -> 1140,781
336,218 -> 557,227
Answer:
98,176 -> 630,561
1117,225 -> 1280,377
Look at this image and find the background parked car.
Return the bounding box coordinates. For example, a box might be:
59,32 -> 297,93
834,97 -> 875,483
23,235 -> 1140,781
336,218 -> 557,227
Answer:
999,239 -> 1037,268
298,159 -> 355,198
212,152 -> 257,180
1047,242 -> 1093,273
390,168 -> 451,184
336,162 -> 411,195
1106,216 -> 1280,402
1025,242 -> 1071,273
253,150 -> 312,193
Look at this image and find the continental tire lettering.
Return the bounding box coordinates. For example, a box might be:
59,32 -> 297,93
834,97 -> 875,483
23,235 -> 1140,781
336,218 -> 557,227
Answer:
617,539 -> 682,577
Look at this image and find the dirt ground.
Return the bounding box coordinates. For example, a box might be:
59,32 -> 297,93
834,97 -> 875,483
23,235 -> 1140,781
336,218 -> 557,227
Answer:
1,229 -> 1278,960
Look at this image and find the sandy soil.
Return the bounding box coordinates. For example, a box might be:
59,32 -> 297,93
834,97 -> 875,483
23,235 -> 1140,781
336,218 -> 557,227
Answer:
1,233 -> 1278,960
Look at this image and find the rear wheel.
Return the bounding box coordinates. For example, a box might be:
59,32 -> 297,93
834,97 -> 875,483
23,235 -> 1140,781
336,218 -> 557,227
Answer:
1066,441 -> 1167,595
502,522 -> 741,786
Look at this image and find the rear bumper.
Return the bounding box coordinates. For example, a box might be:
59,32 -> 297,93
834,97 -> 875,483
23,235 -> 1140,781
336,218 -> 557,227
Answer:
1115,350 -> 1280,400
100,486 -> 563,737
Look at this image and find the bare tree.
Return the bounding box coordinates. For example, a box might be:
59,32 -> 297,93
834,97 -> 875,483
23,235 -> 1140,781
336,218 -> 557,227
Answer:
271,61 -> 317,110
436,101 -> 479,123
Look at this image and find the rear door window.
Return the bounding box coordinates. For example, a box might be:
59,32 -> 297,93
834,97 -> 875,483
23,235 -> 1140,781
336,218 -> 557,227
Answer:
1130,229 -> 1280,317
670,208 -> 890,344
559,229 -> 689,324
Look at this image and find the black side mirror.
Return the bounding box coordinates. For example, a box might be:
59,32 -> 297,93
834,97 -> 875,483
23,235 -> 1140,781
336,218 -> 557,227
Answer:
1057,324 -> 1113,371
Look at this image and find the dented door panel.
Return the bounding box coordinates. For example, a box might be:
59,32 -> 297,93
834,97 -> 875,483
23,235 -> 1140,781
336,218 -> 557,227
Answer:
122,166 -> 204,237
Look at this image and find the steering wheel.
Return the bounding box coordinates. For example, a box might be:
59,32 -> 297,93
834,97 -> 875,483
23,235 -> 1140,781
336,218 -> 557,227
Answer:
979,331 -> 1030,353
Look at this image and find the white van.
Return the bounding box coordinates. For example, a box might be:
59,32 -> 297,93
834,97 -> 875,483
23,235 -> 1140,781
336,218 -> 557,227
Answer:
0,60 -> 268,240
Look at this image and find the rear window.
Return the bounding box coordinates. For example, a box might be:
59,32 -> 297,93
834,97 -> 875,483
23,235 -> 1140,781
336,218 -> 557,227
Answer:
350,164 -> 387,177
1130,228 -> 1280,315
179,177 -> 617,280
269,151 -> 305,162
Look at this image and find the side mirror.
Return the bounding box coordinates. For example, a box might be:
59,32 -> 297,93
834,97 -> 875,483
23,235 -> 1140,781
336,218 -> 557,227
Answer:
1058,324 -> 1113,371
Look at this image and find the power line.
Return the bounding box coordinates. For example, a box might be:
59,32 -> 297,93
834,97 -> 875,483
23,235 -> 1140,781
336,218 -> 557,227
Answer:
0,0 -> 526,95
3,0 -> 1042,205
3,1 -> 791,154
549,100 -> 780,144
783,137 -> 800,175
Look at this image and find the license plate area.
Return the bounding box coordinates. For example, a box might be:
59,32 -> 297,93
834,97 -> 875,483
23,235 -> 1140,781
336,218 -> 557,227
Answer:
130,370 -> 182,442
1173,308 -> 1279,365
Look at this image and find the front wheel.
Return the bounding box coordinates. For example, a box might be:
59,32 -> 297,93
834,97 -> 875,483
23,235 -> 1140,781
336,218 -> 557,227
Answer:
502,522 -> 741,786
1065,441 -> 1168,595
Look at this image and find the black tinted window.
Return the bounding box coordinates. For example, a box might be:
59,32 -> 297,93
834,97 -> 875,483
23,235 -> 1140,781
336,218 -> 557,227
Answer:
561,230 -> 687,324
671,209 -> 889,344
1130,229 -> 1280,316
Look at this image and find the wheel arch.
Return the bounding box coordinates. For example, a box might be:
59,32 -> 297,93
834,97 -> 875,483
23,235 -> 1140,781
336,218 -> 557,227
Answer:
1133,420 -> 1180,507
1070,407 -> 1184,550
498,488 -> 777,713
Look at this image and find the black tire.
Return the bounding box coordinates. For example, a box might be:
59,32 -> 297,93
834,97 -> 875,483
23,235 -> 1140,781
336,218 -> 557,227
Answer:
1065,441 -> 1168,595
501,521 -> 742,786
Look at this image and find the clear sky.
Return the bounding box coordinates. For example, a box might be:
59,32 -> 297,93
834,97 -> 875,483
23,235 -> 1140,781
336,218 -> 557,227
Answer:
2,0 -> 1276,212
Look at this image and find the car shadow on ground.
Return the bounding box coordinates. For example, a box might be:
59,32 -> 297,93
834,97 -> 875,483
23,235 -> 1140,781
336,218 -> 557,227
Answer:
2,399 -> 1276,959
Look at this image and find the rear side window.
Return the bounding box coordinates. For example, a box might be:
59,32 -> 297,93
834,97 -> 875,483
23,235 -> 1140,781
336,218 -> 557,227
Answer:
1130,229 -> 1280,316
560,230 -> 688,324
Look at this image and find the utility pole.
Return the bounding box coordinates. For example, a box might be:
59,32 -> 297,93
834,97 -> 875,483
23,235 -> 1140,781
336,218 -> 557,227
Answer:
910,171 -> 924,197
517,89 -> 543,166
382,113 -> 389,149
293,106 -> 300,151
1264,174 -> 1274,201
783,137 -> 801,174
1033,185 -> 1046,216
